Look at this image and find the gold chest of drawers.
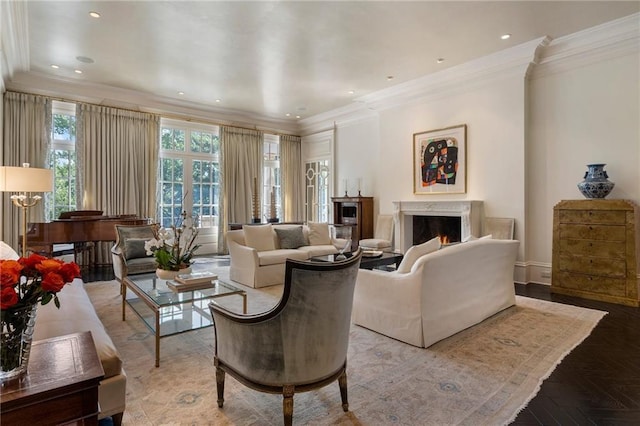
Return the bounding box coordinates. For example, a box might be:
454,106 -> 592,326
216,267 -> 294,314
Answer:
552,199 -> 639,306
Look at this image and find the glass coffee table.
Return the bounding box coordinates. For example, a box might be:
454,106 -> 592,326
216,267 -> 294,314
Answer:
121,273 -> 247,367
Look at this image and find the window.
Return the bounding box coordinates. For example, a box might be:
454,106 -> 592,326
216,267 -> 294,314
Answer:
159,119 -> 220,252
263,134 -> 281,221
47,101 -> 77,220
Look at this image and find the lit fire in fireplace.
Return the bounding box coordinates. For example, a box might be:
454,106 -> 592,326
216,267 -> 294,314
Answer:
438,234 -> 451,245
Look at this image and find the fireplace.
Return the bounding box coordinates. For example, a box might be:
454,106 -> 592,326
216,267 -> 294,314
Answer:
413,215 -> 461,245
392,201 -> 483,252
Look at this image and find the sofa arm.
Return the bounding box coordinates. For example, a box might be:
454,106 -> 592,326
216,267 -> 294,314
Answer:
352,267 -> 424,347
228,240 -> 259,266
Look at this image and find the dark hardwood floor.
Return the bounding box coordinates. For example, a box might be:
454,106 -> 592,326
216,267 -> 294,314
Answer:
83,265 -> 640,425
512,283 -> 640,425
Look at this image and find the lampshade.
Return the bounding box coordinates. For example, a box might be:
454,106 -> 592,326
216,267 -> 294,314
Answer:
0,165 -> 54,193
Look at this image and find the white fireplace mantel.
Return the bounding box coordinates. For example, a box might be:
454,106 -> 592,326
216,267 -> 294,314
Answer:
392,200 -> 483,252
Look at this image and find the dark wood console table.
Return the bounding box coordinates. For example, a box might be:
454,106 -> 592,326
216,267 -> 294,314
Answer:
0,331 -> 104,425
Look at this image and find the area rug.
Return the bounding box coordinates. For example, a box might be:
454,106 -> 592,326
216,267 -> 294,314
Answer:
86,276 -> 606,426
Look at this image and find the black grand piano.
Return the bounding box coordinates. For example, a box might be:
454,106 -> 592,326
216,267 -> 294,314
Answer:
24,211 -> 149,267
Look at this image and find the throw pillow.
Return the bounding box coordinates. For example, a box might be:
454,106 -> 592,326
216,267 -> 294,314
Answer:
243,224 -> 276,252
462,234 -> 493,242
307,222 -> 331,245
396,236 -> 441,274
124,238 -> 150,260
0,241 -> 19,260
275,226 -> 307,249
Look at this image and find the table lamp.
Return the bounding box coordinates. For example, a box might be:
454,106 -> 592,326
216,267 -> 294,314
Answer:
0,163 -> 54,257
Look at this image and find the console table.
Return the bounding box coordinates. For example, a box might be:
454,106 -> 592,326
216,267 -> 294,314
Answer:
0,331 -> 104,425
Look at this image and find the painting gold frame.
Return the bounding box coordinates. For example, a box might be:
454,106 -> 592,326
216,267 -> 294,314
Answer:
413,124 -> 467,194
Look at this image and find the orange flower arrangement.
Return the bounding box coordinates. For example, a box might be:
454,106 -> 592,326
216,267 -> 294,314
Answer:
1,253 -> 80,378
1,253 -> 80,311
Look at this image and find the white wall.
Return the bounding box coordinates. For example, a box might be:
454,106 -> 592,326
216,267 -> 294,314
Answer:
527,52 -> 640,276
322,19 -> 639,284
335,116 -> 380,203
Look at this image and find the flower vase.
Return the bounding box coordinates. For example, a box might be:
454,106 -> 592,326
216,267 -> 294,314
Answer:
156,267 -> 192,281
577,163 -> 615,199
1,304 -> 38,381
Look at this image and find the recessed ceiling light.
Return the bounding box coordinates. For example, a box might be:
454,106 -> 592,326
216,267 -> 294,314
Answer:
50,64 -> 59,69
178,91 -> 185,95
296,115 -> 301,119
215,99 -> 221,103
74,69 -> 83,74
348,90 -> 355,95
285,113 -> 291,117
89,11 -> 101,18
436,58 -> 445,64
501,34 -> 511,40
386,76 -> 394,81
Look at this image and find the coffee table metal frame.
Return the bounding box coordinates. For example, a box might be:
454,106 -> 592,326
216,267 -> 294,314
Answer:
121,273 -> 247,367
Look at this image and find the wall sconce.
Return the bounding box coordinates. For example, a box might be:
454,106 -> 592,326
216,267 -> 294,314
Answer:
0,163 -> 54,258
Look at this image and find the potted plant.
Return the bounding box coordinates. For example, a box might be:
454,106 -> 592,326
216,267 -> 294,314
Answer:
145,210 -> 201,280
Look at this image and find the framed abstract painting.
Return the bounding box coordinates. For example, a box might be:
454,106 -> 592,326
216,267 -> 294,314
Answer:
413,124 -> 467,194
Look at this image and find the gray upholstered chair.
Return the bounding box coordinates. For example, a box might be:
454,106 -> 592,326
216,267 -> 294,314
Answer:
209,250 -> 363,426
359,214 -> 394,252
111,224 -> 159,283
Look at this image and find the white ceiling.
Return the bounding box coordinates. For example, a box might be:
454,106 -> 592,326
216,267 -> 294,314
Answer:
12,1 -> 640,123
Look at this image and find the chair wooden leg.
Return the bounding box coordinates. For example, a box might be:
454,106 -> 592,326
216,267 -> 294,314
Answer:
338,370 -> 349,412
283,384 -> 295,426
216,367 -> 225,408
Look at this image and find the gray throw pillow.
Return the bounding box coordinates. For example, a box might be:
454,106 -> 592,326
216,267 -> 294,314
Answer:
275,227 -> 307,249
124,238 -> 150,260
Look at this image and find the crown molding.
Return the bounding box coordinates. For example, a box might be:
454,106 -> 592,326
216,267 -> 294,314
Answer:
6,71 -> 300,135
0,0 -> 29,85
299,37 -> 549,134
530,13 -> 640,79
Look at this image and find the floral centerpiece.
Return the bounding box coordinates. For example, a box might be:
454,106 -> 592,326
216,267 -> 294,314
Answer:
145,210 -> 201,275
1,253 -> 80,380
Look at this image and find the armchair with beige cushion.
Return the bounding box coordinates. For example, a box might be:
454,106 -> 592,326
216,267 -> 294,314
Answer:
209,251 -> 362,425
358,214 -> 394,252
353,237 -> 519,347
226,222 -> 340,288
111,224 -> 159,283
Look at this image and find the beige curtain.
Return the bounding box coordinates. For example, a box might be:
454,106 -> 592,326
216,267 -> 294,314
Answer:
218,126 -> 263,253
77,104 -> 159,262
1,92 -> 51,250
280,134 -> 304,222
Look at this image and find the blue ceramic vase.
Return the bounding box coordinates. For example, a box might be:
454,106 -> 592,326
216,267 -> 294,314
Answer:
577,164 -> 615,199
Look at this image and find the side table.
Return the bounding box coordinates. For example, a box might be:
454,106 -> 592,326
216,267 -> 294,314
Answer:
0,331 -> 105,425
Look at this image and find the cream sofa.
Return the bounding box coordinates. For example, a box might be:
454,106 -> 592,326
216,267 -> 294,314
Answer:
353,237 -> 519,347
226,223 -> 340,288
0,242 -> 126,425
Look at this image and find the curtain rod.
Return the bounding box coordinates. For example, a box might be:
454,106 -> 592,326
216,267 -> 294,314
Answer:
6,89 -> 301,138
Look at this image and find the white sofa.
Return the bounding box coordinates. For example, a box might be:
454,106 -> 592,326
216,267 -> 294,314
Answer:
226,223 -> 340,288
352,238 -> 519,347
1,241 -> 126,425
